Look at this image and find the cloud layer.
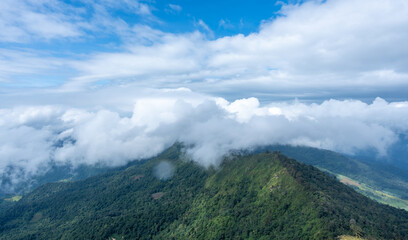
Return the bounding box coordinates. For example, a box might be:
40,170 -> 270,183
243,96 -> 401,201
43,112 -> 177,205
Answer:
66,0 -> 408,98
1,90 -> 408,190
1,0 -> 407,99
1,0 -> 408,192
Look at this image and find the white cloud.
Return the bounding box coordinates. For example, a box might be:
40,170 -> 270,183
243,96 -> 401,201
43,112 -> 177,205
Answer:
0,0 -> 154,43
2,0 -> 407,99
1,0 -> 408,191
0,0 -> 157,85
0,49 -> 67,83
1,89 -> 408,188
168,4 -> 182,13
68,30 -> 207,89
196,19 -> 214,38
0,106 -> 63,191
218,19 -> 234,29
0,0 -> 82,42
65,0 -> 408,98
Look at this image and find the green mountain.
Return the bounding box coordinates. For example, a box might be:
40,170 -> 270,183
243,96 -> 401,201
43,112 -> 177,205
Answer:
0,145 -> 407,239
263,145 -> 408,210
2,144 -> 407,212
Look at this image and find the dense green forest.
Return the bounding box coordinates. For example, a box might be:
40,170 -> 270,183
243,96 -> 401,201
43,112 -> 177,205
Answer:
259,145 -> 408,209
2,144 -> 407,211
0,145 -> 407,239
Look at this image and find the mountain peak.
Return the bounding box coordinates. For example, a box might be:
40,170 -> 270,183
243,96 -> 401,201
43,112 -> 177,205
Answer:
1,150 -> 407,239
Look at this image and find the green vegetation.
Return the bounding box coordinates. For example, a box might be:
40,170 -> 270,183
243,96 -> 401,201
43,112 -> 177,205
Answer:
266,145 -> 408,210
4,195 -> 22,202
0,145 -> 407,239
0,195 -> 23,214
335,174 -> 408,211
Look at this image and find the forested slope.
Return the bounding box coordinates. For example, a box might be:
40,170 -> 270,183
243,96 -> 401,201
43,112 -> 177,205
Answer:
1,145 -> 407,239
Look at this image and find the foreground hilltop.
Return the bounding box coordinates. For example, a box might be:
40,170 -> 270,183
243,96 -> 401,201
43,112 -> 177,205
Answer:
0,145 -> 407,239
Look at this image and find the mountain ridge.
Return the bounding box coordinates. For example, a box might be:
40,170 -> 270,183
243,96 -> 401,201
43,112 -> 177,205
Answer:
259,145 -> 408,210
0,145 -> 407,239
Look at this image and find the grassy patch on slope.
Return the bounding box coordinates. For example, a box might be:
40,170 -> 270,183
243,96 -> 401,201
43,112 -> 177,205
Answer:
336,174 -> 408,211
4,195 -> 22,202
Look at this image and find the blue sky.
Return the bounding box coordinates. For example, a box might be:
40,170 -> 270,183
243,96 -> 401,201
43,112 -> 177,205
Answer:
0,0 -> 289,91
1,0 -> 408,186
0,0 -> 288,54
151,0 -> 286,36
0,0 -> 405,102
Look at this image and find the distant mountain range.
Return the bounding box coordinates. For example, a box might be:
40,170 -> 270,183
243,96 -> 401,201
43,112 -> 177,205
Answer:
0,145 -> 407,239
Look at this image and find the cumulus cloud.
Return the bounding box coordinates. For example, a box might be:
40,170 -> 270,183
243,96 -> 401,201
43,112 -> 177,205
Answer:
1,0 -> 408,192
1,89 -> 408,190
0,106 -> 63,192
